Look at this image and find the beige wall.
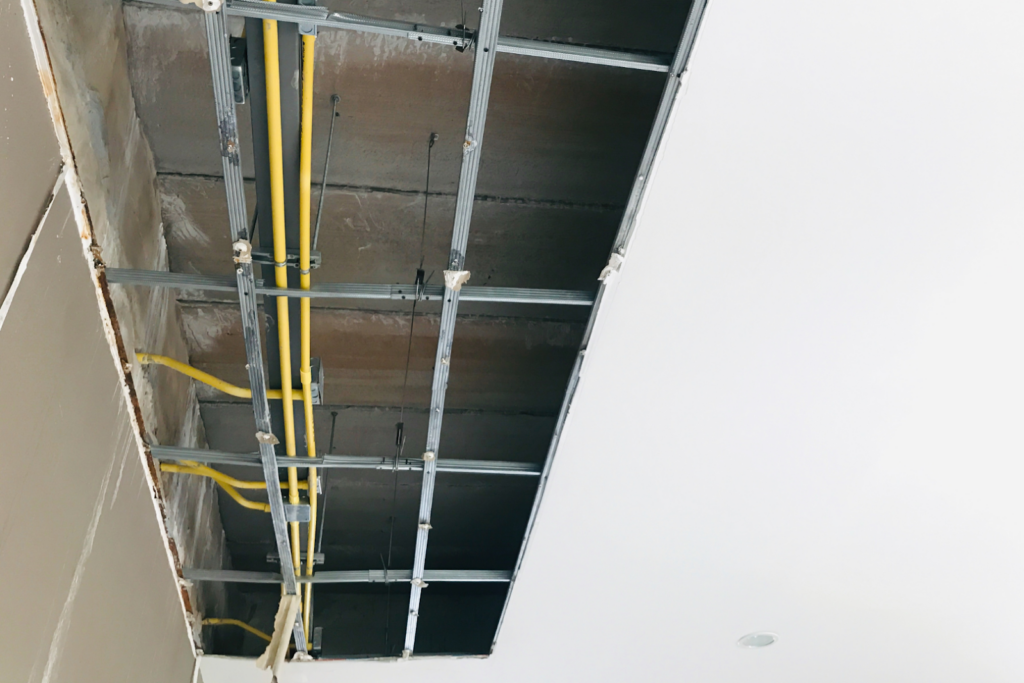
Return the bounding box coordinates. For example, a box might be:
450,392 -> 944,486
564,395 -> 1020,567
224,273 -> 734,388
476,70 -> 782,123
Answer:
0,0 -> 197,680
0,181 -> 195,682
19,0 -> 232,636
0,0 -> 61,299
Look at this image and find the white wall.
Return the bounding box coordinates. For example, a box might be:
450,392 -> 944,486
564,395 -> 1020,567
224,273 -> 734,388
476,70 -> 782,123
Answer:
204,0 -> 1024,680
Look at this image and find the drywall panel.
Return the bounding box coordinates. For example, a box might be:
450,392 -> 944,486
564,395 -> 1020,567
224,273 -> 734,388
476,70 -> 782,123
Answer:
203,0 -> 1024,679
0,180 -> 194,682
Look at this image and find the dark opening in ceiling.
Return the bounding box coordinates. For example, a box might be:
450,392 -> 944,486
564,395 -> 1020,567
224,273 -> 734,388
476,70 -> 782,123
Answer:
124,0 -> 694,658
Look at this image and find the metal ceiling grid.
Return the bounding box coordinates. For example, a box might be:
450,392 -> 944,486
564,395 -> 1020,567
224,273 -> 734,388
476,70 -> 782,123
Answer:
117,0 -> 708,660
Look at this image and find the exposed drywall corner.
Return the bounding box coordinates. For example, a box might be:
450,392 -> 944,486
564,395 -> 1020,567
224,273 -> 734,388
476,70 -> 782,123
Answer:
23,0 -> 229,643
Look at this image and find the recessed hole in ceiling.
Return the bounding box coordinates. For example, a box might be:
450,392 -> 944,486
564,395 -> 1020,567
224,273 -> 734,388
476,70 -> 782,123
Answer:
737,632 -> 778,648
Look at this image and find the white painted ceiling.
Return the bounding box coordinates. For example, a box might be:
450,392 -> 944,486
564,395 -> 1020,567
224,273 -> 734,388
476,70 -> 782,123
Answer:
201,0 -> 1024,680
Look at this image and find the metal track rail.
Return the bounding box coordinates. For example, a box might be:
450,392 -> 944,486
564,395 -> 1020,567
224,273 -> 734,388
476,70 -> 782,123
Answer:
402,0 -> 503,656
151,444 -> 541,476
106,268 -> 596,306
136,0 -> 670,72
184,568 -> 512,584
204,8 -> 306,653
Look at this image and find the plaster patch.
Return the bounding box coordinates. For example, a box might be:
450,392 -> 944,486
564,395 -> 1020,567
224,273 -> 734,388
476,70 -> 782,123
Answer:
162,190 -> 212,249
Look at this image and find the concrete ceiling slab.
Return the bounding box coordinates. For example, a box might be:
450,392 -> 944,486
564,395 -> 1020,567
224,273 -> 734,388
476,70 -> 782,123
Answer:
318,0 -> 690,53
177,301 -> 582,411
159,173 -> 620,291
200,403 -> 556,460
125,3 -> 665,203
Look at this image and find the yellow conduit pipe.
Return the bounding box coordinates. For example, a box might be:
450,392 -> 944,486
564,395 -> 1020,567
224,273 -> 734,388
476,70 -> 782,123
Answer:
137,353 -> 298,402
163,462 -> 271,512
263,9 -> 303,604
160,462 -> 308,491
298,31 -> 319,638
203,618 -> 272,643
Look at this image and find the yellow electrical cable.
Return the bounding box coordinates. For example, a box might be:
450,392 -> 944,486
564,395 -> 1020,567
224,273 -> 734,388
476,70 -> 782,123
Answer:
298,31 -> 319,640
263,9 -> 303,606
202,618 -> 273,643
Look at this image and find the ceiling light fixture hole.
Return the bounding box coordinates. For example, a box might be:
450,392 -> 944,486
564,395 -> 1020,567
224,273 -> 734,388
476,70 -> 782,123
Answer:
737,632 -> 778,649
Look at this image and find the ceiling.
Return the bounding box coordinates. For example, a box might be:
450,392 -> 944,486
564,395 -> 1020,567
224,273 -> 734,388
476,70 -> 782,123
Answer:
188,0 -> 1024,678
124,0 -> 695,658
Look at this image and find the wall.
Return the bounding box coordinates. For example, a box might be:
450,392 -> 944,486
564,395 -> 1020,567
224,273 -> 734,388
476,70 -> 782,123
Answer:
0,176 -> 196,682
18,0 -> 231,639
0,0 -> 231,673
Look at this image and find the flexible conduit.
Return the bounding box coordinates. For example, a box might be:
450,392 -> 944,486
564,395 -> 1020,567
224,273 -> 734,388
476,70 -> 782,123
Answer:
137,353 -> 297,401
203,618 -> 273,643
261,11 -> 303,595
298,31 -> 320,638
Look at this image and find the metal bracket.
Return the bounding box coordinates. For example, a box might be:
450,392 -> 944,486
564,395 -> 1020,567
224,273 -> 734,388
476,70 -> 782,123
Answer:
251,247 -> 322,269
229,36 -> 248,105
268,551 -> 325,565
284,504 -> 312,523
309,357 -> 325,405
311,627 -> 323,656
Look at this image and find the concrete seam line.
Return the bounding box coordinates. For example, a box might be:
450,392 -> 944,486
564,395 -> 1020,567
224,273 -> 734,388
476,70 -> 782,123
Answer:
17,0 -> 199,656
0,169 -> 65,332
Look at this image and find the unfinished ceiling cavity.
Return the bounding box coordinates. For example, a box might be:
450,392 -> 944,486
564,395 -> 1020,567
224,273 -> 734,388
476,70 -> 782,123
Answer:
114,0 -> 702,660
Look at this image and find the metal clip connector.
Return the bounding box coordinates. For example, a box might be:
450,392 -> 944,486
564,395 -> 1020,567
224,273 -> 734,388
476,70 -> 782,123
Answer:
232,239 -> 253,264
